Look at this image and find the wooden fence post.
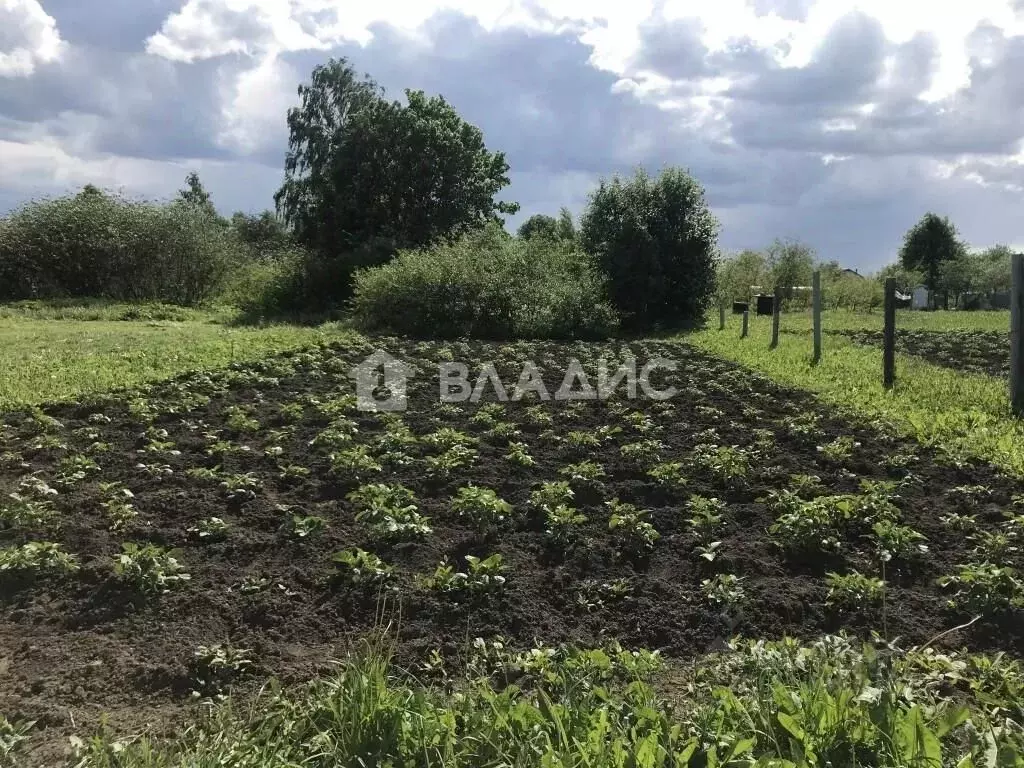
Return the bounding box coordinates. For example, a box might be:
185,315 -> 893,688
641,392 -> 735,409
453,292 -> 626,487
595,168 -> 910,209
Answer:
883,278 -> 896,389
1012,254 -> 1024,416
741,310 -> 749,339
770,286 -> 782,349
812,271 -> 822,364
719,304 -> 726,331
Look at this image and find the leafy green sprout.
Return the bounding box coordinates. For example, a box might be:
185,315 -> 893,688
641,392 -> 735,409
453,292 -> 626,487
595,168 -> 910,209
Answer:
450,486 -> 513,529
504,441 -> 535,467
113,543 -> 190,594
332,549 -> 395,587
188,517 -> 229,542
825,571 -> 886,610
606,500 -> 659,555
0,542 -> 79,576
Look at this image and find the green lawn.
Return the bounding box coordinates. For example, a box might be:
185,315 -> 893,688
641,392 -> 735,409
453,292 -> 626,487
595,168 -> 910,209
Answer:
0,304 -> 355,411
775,307 -> 1010,333
687,311 -> 1024,477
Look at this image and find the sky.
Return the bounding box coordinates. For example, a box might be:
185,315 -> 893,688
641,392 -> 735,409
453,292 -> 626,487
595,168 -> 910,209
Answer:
3,1 -> 1024,271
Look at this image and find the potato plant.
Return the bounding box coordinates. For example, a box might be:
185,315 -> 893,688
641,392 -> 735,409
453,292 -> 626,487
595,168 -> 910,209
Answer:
607,500 -> 659,555
0,542 -> 78,576
825,571 -> 886,610
114,543 -> 190,594
451,486 -> 512,529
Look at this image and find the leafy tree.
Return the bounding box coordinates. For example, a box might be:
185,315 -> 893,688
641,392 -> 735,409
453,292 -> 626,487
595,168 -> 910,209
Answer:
767,238 -> 815,295
78,184 -> 105,198
274,58 -> 517,300
974,245 -> 1014,294
178,171 -> 218,218
717,250 -> 768,304
518,208 -> 578,244
876,262 -> 924,292
517,214 -> 559,241
898,213 -> 966,293
230,210 -> 291,258
556,207 -> 577,243
579,167 -> 719,331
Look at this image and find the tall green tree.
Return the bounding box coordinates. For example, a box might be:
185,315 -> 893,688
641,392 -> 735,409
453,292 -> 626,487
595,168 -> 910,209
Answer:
274,58 -> 518,294
767,238 -> 815,294
898,213 -> 966,293
975,245 -> 1014,293
230,210 -> 291,258
717,249 -> 768,303
579,167 -> 719,331
555,207 -> 577,243
517,214 -> 559,241
517,208 -> 578,243
178,171 -> 218,218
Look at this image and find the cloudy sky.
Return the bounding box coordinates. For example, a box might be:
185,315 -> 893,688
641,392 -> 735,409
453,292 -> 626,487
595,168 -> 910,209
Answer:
3,0 -> 1024,270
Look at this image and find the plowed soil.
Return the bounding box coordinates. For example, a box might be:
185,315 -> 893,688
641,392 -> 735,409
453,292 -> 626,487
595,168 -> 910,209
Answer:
2,337 -> 1023,764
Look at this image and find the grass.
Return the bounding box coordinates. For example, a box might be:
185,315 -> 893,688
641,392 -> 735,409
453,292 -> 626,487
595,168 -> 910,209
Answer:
50,631 -> 1024,767
775,307 -> 1011,333
0,302 -> 355,411
688,311 -> 1024,477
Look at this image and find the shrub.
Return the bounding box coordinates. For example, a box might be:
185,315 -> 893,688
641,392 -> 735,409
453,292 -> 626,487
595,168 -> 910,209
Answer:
0,189 -> 238,305
221,247 -> 309,318
579,167 -> 719,332
350,224 -> 618,340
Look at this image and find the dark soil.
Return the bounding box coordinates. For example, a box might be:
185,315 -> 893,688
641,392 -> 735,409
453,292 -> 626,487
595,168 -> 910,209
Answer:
832,329 -> 1009,378
2,337 -> 1023,764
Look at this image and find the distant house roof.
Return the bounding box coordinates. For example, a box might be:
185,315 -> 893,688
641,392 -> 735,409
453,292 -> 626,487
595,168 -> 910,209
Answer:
841,268 -> 863,279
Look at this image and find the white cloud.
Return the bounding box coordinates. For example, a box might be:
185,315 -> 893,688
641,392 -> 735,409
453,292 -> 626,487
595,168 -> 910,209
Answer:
217,54 -> 296,154
0,0 -> 64,77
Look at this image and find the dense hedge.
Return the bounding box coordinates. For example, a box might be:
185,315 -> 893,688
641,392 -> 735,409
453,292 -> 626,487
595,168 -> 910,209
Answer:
349,225 -> 618,340
0,191 -> 238,306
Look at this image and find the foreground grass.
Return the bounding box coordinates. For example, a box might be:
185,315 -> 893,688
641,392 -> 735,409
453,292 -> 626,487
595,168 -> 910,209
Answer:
688,313 -> 1024,477
35,633 -> 1024,767
777,307 -> 1010,334
0,311 -> 354,411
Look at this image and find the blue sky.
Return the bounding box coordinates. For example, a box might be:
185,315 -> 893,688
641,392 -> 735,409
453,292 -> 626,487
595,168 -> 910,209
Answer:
3,0 -> 1024,270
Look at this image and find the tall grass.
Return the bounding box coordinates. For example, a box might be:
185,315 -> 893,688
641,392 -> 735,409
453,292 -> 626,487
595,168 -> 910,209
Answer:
55,633 -> 1024,767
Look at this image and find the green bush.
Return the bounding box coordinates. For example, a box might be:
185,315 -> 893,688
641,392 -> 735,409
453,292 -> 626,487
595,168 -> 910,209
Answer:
350,224 -> 618,340
222,247 -> 308,318
580,167 -> 719,332
0,190 -> 238,305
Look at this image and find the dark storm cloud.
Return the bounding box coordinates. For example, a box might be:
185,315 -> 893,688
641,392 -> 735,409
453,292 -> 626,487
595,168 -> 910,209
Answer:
280,10 -> 795,195
38,0 -> 182,52
725,23 -> 1024,159
0,41 -> 249,162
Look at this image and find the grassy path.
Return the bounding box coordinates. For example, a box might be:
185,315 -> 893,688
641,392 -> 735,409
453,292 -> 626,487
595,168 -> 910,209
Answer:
686,312 -> 1024,478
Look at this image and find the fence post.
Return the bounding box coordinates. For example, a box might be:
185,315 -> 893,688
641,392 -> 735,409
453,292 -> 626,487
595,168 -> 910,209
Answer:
883,278 -> 896,389
1012,254 -> 1024,416
741,310 -> 749,339
770,285 -> 782,349
719,304 -> 726,331
812,271 -> 822,364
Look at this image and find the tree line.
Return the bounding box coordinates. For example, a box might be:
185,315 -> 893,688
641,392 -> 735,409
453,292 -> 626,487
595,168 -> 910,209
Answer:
0,54 -> 1016,333
716,215 -> 1016,311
